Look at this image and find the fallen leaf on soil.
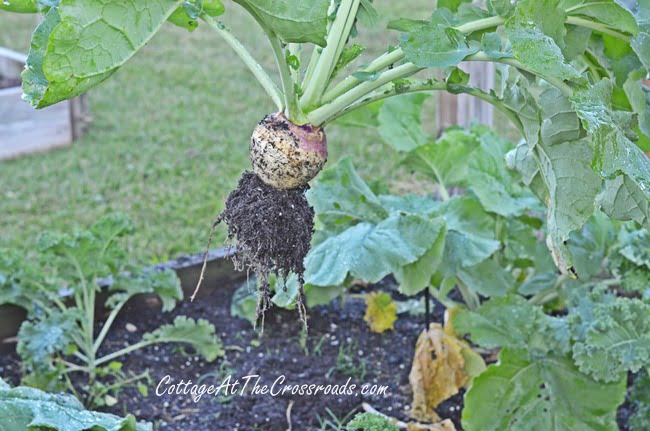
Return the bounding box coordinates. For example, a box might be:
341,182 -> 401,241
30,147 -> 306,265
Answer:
409,323 -> 483,422
364,291 -> 398,333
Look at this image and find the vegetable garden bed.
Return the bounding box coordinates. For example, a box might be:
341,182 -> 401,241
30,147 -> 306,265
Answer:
0,248 -> 640,430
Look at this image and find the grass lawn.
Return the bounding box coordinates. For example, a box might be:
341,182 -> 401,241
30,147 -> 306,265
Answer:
0,2 -> 450,264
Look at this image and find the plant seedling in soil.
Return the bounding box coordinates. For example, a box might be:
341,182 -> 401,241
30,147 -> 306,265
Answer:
0,214 -> 224,407
4,0 -> 650,332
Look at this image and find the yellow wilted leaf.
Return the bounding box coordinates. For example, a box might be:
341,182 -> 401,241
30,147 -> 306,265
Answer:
409,323 -> 469,422
364,291 -> 398,333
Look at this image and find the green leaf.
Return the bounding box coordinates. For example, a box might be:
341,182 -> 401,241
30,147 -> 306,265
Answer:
38,213 -> 134,282
404,128 -> 480,188
561,0 -> 639,34
0,0 -> 39,13
233,0 -> 329,46
167,8 -> 199,31
143,316 -> 224,362
22,0 -> 186,108
377,93 -> 430,152
331,44 -> 365,78
0,378 -> 151,431
307,157 -> 388,229
230,280 -> 258,324
454,295 -> 550,350
346,412 -> 399,431
488,0 -> 514,17
481,32 -> 512,59
513,0 -> 567,50
433,196 -> 501,275
356,0 -> 378,28
108,269 -> 183,312
527,89 -> 602,276
467,131 -> 538,217
17,309 -> 82,377
270,273 -> 301,308
570,297 -> 650,382
632,3 -> 650,71
394,219 -> 446,295
504,7 -> 582,82
567,213 -> 617,278
401,23 -> 480,68
462,348 -> 625,431
305,212 -> 444,286
0,249 -> 59,316
386,18 -> 428,33
457,259 -> 515,298
573,79 -> 650,229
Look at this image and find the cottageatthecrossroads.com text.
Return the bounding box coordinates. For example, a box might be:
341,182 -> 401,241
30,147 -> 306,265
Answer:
156,374 -> 389,403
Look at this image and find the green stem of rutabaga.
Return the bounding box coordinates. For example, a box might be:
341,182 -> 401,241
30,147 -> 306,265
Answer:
565,16 -> 630,41
307,62 -> 422,125
312,80 -> 525,137
300,0 -> 361,109
265,30 -> 303,122
201,14 -> 284,111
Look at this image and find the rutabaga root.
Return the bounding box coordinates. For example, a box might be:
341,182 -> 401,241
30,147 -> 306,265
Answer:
192,171 -> 314,331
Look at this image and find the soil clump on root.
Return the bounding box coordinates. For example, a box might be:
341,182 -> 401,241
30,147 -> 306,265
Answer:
195,171 -> 314,329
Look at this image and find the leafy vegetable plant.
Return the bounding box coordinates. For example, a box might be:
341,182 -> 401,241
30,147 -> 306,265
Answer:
0,214 -> 223,407
4,0 -> 649,327
0,377 -> 151,431
300,116 -> 650,428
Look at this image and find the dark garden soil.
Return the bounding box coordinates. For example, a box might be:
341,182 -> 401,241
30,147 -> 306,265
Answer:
0,278 -> 638,430
0,77 -> 21,89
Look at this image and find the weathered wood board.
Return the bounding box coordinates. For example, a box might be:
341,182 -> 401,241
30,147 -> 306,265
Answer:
0,86 -> 73,160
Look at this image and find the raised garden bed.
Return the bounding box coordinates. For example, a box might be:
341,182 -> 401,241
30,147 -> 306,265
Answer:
0,47 -> 87,160
0,248 -> 639,430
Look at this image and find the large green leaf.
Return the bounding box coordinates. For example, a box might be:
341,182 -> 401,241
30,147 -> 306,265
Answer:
432,196 -> 501,275
143,316 -> 224,362
306,157 -> 387,230
394,219 -> 446,295
377,94 -> 430,152
462,348 -> 625,431
233,0 -> 329,46
570,297 -> 650,382
457,259 -> 515,298
573,79 -> 650,229
305,212 -> 443,286
467,131 -> 538,217
22,0 -> 185,108
404,128 -> 481,189
504,1 -> 582,83
401,22 -> 480,68
0,378 -> 151,431
454,295 -> 552,351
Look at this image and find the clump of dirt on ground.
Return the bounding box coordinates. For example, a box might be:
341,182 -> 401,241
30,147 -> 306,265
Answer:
205,171 -> 314,327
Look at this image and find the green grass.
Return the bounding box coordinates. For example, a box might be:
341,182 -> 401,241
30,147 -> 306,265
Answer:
0,3 -> 442,264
